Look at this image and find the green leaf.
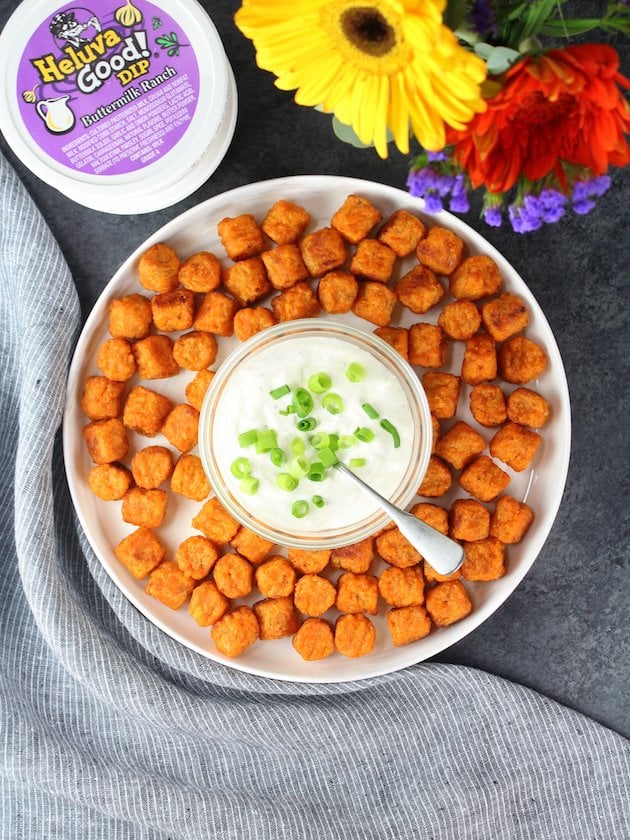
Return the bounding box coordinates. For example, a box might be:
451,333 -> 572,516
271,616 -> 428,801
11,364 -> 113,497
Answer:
332,117 -> 373,149
486,46 -> 521,75
443,0 -> 470,31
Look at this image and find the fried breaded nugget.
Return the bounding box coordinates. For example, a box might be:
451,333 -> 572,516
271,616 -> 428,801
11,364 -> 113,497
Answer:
410,503 -> 449,535
490,422 -> 541,472
261,200 -> 311,245
178,251 -> 221,293
376,528 -> 421,568
374,326 -> 409,361
87,463 -> 132,501
192,497 -> 239,543
294,574 -> 337,617
81,376 -> 125,420
331,538 -> 374,574
331,194 -> 382,244
335,573 -> 379,615
145,561 -> 195,609
431,414 -> 440,453
233,307 -> 276,341
409,323 -> 447,368
172,331 -> 218,371
416,226 -> 464,275
271,281 -> 320,321
230,526 -> 274,564
150,288 -> 195,332
300,227 -> 346,276
133,335 -> 179,380
121,487 -> 168,528
490,495 -> 534,544
176,535 -> 219,579
193,292 -> 239,337
185,369 -> 215,411
421,372 -> 461,419
138,243 -> 180,293
131,446 -> 173,489
351,281 -> 397,327
425,580 -> 472,626
481,293 -> 528,342
218,214 -> 265,261
449,255 -> 501,300
189,580 -> 229,626
123,385 -> 173,437
469,384 -> 507,427
161,404 -> 199,453
114,526 -> 165,580
170,454 -> 210,501
292,618 -> 335,661
334,614 -> 376,657
286,547 -> 331,575
349,239 -> 396,283
449,499 -> 490,542
377,209 -> 426,257
261,245 -> 309,290
213,553 -> 254,599
461,333 -> 497,385
506,387 -> 550,428
317,271 -> 358,314
423,560 -> 462,584
378,566 -> 424,607
253,596 -> 299,640
462,537 -> 506,581
435,421 -> 486,470
255,556 -> 296,598
438,299 -> 481,341
395,265 -> 445,313
418,456 -> 452,497
97,338 -> 136,382
459,455 -> 510,502
211,606 -> 259,657
387,606 -> 432,646
108,293 -> 152,339
83,418 -> 128,464
223,257 -> 272,306
498,337 -> 548,384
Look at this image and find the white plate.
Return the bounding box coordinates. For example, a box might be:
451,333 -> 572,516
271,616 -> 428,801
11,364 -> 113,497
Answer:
63,175 -> 571,683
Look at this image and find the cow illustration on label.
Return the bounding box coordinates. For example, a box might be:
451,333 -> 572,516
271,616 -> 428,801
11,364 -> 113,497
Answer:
49,9 -> 102,48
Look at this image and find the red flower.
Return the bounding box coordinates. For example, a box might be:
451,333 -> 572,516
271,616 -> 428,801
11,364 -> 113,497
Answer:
447,44 -> 630,193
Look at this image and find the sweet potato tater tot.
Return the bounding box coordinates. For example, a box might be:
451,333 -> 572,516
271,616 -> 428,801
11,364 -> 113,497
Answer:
331,538 -> 374,574
417,226 -> 464,275
490,496 -> 534,544
376,528 -> 421,568
334,614 -> 376,657
123,385 -> 173,437
192,497 -> 239,543
459,455 -> 510,502
176,536 -> 219,579
83,418 -> 128,464
449,255 -> 501,300
80,376 -> 125,420
425,580 -> 472,626
262,200 -> 310,245
287,548 -> 331,575
108,293 -> 152,340
490,422 -> 542,472
300,227 -> 346,276
170,454 -> 210,501
292,618 -> 335,661
349,239 -> 396,283
185,369 -> 215,411
150,288 -> 195,332
230,527 -> 275,564
211,606 -> 259,657
145,561 -> 195,610
131,446 -> 173,489
161,404 -> 199,453
172,331 -> 218,371
410,503 -> 449,535
97,338 -> 136,381
335,573 -> 379,615
469,384 -> 507,427
462,537 -> 506,581
317,271 -> 358,314
218,214 -> 265,261
422,372 -> 460,419
351,282 -> 397,327
233,307 -> 276,341
261,245 -> 309,290
189,581 -> 229,626
387,606 -> 432,646
409,323 -> 447,368
87,463 -> 131,501
374,326 -> 409,361
418,456 -> 452,498
395,265 -> 445,314
255,556 -> 296,599
506,387 -> 550,428
331,194 -> 382,244
121,487 -> 168,528
178,251 -> 221,293
435,421 -> 486,470
449,499 -> 490,542
133,335 -> 179,380
499,337 -> 548,383
223,257 -> 272,306
294,574 -> 336,617
438,299 -> 481,341
378,567 -> 424,607
193,292 -> 239,337
377,209 -> 425,257
461,333 -> 497,385
213,553 -> 254,599
271,281 -> 320,321
254,596 -> 299,640
424,560 -> 462,584
481,293 -> 528,342
138,243 -> 180,293
114,527 -> 165,580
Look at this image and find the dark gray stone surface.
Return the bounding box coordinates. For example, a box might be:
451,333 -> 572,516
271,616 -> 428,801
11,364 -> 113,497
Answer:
1,0 -> 628,735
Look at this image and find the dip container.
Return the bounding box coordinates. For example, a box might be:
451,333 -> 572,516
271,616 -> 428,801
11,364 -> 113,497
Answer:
199,320 -> 433,550
0,0 -> 237,213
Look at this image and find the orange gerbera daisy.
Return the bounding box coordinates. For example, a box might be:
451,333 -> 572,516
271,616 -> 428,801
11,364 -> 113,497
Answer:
447,44 -> 630,194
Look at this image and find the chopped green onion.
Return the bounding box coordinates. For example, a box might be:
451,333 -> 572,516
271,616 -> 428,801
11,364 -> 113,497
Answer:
269,384 -> 290,400
230,457 -> 251,479
362,402 -> 379,419
279,405 -> 297,415
307,372 -> 332,393
238,429 -> 258,448
255,429 -> 278,454
240,476 -> 259,495
322,392 -> 344,415
290,437 -> 305,455
345,362 -> 365,383
291,500 -> 309,519
276,473 -> 298,492
289,455 -> 310,478
349,458 -> 366,468
310,432 -> 330,451
307,462 -> 326,482
270,448 -> 286,467
312,495 -> 325,508
338,434 -> 355,449
328,433 -> 339,452
319,447 -> 338,468
296,417 -> 317,432
354,426 -> 375,443
292,387 -> 314,418
380,418 -> 401,448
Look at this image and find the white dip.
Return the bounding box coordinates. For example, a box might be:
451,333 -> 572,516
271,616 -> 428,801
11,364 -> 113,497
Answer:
211,335 -> 415,533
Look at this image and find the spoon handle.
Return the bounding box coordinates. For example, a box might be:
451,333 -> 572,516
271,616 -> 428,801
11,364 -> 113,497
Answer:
335,462 -> 464,577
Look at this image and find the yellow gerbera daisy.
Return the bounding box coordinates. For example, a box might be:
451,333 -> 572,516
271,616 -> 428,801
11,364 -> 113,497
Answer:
235,0 -> 487,158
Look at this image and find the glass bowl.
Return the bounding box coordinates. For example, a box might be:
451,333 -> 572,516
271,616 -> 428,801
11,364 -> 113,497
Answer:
198,319 -> 433,549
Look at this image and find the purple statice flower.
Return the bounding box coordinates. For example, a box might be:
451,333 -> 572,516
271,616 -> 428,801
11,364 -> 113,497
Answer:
508,202 -> 542,234
407,167 -> 438,197
484,206 -> 502,227
426,150 -> 448,162
538,188 -> 567,223
586,175 -> 611,197
449,191 -> 470,213
573,198 -> 596,215
469,0 -> 497,36
424,193 -> 444,214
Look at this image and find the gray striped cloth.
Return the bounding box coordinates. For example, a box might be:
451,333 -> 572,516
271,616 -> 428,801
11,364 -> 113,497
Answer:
1,152 -> 627,840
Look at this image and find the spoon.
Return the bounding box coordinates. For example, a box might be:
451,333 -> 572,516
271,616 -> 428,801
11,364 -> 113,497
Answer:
335,462 -> 464,577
